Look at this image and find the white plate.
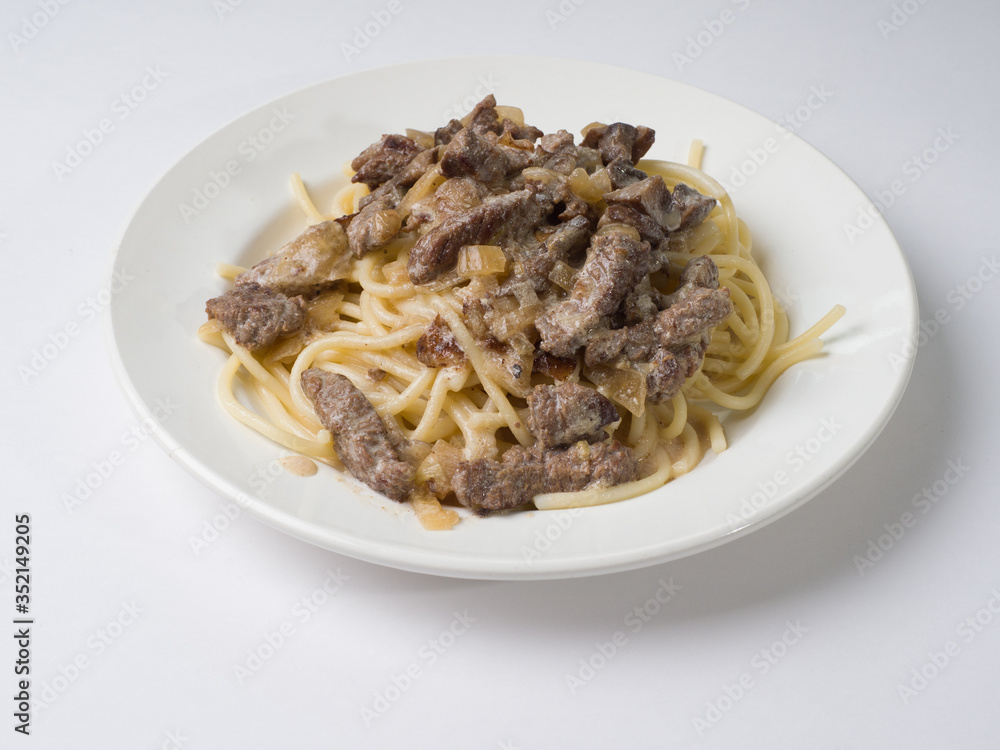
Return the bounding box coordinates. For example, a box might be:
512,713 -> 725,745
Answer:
106,57 -> 917,579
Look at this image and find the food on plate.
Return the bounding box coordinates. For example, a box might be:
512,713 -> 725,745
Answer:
199,95 -> 844,529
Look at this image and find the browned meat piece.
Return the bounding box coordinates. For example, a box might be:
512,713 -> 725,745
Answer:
634,126 -> 655,160
350,134 -> 424,189
502,215 -> 590,295
415,316 -> 466,368
619,277 -> 662,325
452,440 -> 638,511
527,383 -> 620,448
536,229 -> 651,357
674,331 -> 711,377
678,254 -> 720,290
654,286 -> 732,344
584,321 -> 654,367
358,148 -> 438,211
300,368 -> 414,502
582,123 -> 656,165
346,196 -> 402,257
645,348 -> 685,403
435,118 -> 463,145
605,176 -> 682,231
646,332 -> 712,402
235,221 -> 351,295
407,189 -> 550,285
466,94 -> 502,135
584,286 -> 731,367
544,440 -> 639,492
597,122 -> 637,164
500,118 -> 543,143
533,351 -> 577,380
439,128 -> 529,185
671,183 -> 717,230
535,129 -> 589,175
606,156 -> 648,189
598,203 -> 665,246
206,282 -> 305,351
452,446 -> 546,511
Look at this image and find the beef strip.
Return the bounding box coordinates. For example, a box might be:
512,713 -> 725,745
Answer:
597,204 -> 665,246
582,123 -> 656,165
451,447 -> 546,512
300,368 -> 414,502
358,148 -> 438,211
415,316 -> 466,368
671,183 -> 717,230
584,285 -> 732,366
235,221 -> 351,296
605,175 -> 682,232
467,94 -> 503,135
345,196 -> 402,257
501,214 -> 590,295
646,332 -> 712,403
350,134 -> 425,189
452,440 -> 638,511
653,286 -> 732,345
677,254 -> 720,289
435,118 -> 464,146
439,127 -> 529,186
500,118 -> 543,144
605,156 -> 648,189
527,382 -> 620,448
407,188 -> 551,285
536,228 -> 651,357
206,282 -> 306,351
645,348 -> 685,404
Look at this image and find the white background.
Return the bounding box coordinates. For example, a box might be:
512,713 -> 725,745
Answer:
3,0 -> 999,747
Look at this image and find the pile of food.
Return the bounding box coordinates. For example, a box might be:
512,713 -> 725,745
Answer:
200,95 -> 843,528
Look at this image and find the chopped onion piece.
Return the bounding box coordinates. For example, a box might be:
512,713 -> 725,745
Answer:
457,245 -> 507,277
548,260 -> 578,291
494,106 -> 525,126
584,364 -> 647,416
